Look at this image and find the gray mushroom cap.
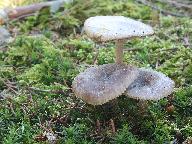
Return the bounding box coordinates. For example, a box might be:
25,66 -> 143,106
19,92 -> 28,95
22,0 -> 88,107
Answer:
72,63 -> 139,105
125,68 -> 175,100
84,16 -> 154,42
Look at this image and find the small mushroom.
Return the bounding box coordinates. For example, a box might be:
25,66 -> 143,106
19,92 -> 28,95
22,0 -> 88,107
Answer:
125,68 -> 175,100
72,16 -> 174,108
84,16 -> 154,63
72,63 -> 138,105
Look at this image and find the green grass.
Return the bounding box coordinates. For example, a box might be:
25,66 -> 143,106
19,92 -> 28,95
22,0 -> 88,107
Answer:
0,0 -> 192,143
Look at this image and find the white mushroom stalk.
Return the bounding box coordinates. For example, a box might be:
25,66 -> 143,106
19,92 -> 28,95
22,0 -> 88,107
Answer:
115,40 -> 125,64
125,68 -> 175,100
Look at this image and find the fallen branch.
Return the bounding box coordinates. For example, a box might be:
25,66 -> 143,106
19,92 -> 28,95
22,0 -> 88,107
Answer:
0,0 -> 72,24
135,0 -> 190,18
1,79 -> 19,94
28,86 -> 70,94
174,0 -> 192,5
155,0 -> 192,10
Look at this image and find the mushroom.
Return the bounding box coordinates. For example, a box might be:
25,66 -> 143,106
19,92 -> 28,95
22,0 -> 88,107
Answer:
72,16 -> 174,126
84,16 -> 154,63
73,15 -> 155,105
71,16 -> 176,130
72,63 -> 138,105
125,68 -> 175,100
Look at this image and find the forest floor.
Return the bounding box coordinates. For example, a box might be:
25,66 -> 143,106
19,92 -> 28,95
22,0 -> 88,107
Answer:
0,0 -> 192,143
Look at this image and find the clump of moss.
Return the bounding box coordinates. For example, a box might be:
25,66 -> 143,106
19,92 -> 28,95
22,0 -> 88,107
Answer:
0,0 -> 192,143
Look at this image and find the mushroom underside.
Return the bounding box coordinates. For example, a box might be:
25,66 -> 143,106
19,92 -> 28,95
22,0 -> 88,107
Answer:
72,63 -> 138,105
125,68 -> 175,100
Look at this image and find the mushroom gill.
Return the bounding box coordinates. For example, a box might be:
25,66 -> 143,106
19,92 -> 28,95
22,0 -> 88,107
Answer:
72,63 -> 138,105
125,68 -> 175,100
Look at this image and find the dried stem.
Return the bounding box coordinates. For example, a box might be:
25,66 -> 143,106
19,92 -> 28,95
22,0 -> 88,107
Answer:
135,0 -> 190,17
155,0 -> 192,10
110,119 -> 116,134
115,40 -> 125,64
0,0 -> 72,23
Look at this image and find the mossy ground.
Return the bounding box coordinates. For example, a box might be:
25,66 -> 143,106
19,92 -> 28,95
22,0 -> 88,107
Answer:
0,0 -> 192,143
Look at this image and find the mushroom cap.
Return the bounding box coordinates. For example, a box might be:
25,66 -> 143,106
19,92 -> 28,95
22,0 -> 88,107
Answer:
84,16 -> 154,42
125,68 -> 175,100
72,63 -> 138,105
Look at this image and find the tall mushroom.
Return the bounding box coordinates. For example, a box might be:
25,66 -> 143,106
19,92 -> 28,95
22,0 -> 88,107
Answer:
83,16 -> 154,63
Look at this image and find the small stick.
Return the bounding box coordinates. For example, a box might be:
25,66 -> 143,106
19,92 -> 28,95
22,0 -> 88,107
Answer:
110,119 -> 116,134
135,0 -> 190,17
9,102 -> 16,116
0,0 -> 72,23
155,0 -> 192,10
96,119 -> 101,133
37,123 -> 53,133
93,50 -> 99,65
123,47 -> 142,51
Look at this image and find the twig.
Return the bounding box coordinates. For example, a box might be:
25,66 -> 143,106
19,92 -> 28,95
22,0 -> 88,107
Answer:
135,0 -> 190,17
28,87 -> 68,94
160,48 -> 178,51
29,87 -> 52,92
110,119 -> 116,134
175,0 -> 192,5
93,50 -> 99,65
8,102 -> 16,116
37,123 -> 53,133
96,119 -> 101,133
0,0 -> 72,23
123,47 -> 142,51
155,59 -> 160,69
155,0 -> 192,10
11,13 -> 35,22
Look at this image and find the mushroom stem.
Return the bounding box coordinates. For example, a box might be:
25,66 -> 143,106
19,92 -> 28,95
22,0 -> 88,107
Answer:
138,100 -> 148,115
115,40 -> 125,64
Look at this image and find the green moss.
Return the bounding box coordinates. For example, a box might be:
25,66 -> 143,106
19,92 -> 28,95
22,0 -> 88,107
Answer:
0,0 -> 192,143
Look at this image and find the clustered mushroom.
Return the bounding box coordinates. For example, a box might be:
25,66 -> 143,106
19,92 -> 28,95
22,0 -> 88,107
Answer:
72,63 -> 138,105
72,16 -> 175,106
